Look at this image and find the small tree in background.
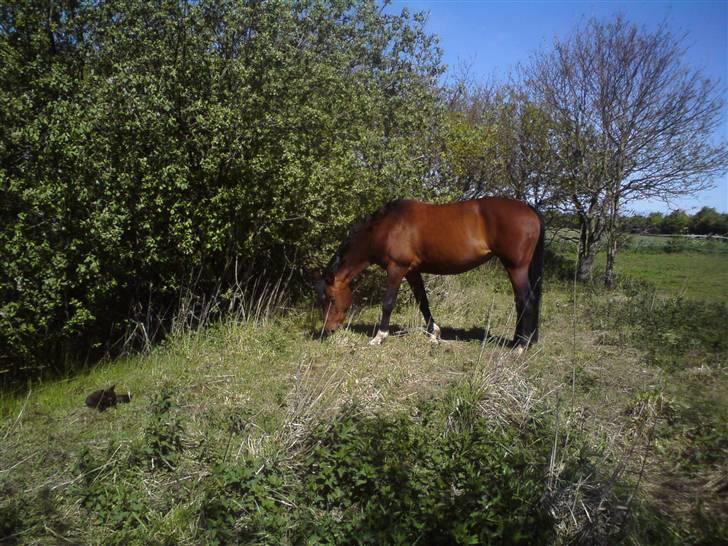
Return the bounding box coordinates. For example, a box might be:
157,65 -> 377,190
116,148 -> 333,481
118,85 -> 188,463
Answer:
660,210 -> 691,234
527,16 -> 728,285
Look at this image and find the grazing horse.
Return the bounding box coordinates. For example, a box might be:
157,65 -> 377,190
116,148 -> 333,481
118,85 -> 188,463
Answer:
315,197 -> 545,350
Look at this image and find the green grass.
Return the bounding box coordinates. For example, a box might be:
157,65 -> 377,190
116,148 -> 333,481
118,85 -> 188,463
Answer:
551,231 -> 728,301
1,254 -> 726,544
597,251 -> 728,302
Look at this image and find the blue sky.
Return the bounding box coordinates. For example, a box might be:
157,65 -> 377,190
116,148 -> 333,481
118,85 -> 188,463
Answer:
387,1 -> 728,213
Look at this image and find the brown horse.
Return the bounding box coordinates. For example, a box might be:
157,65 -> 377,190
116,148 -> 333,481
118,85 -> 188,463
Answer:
315,197 -> 545,350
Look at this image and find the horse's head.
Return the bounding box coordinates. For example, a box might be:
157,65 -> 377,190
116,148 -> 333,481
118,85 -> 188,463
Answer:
315,275 -> 352,334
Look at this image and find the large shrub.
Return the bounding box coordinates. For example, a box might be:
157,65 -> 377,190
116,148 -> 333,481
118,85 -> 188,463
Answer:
0,0 -> 444,379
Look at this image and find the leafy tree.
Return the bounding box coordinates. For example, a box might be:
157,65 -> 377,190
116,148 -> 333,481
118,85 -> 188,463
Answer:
646,212 -> 666,234
440,82 -> 563,209
660,209 -> 690,234
0,0 -> 445,381
490,89 -> 562,208
690,206 -> 728,235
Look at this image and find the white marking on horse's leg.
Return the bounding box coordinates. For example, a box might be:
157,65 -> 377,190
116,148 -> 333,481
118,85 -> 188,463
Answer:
514,345 -> 525,357
369,330 -> 389,346
429,323 -> 441,344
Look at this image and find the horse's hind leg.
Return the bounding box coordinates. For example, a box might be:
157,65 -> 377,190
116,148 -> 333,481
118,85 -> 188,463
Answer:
370,266 -> 406,345
506,265 -> 534,351
406,271 -> 441,342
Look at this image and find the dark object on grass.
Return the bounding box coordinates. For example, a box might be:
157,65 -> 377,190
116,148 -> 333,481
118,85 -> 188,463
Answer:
85,385 -> 131,411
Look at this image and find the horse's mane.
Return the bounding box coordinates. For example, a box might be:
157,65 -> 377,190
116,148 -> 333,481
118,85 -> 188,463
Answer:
323,200 -> 402,280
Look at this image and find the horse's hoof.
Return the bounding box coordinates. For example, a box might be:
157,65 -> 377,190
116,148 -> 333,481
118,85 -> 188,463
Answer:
369,330 -> 388,345
514,346 -> 526,356
428,323 -> 442,344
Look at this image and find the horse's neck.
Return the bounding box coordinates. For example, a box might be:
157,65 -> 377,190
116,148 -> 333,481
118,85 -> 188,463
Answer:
335,237 -> 370,285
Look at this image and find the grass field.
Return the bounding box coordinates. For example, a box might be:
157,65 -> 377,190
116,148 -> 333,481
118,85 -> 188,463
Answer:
1,248 -> 726,544
597,251 -> 728,302
553,231 -> 728,302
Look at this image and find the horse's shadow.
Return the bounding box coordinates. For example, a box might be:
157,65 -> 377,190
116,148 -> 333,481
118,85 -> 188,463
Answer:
312,322 -> 514,348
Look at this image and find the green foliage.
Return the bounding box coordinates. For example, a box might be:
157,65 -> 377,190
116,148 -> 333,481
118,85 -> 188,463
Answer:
690,206 -> 728,235
620,234 -> 728,254
660,210 -> 691,235
0,487 -> 61,544
297,406 -> 554,545
590,279 -> 727,371
74,446 -> 150,542
0,0 -> 445,381
586,279 -> 727,544
440,110 -> 496,194
441,88 -> 560,206
624,208 -> 728,236
662,237 -> 690,254
130,388 -> 184,471
543,245 -> 577,282
0,487 -> 60,541
197,397 -> 555,545
199,459 -> 291,545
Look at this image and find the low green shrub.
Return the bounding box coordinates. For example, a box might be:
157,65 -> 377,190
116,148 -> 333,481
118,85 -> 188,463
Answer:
199,460 -> 291,545
296,406 -> 554,545
198,399 -> 555,545
129,388 -> 184,471
589,280 -> 727,372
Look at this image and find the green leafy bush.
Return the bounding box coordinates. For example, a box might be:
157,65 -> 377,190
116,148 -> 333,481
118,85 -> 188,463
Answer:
0,0 -> 445,381
130,388 -> 184,471
199,460 -> 291,545
198,401 -> 555,545
297,407 -> 554,545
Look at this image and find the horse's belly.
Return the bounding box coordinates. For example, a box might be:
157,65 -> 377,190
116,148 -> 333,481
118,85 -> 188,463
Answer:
417,250 -> 494,275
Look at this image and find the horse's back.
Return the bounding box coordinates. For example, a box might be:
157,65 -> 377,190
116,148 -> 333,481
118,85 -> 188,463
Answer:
373,197 -> 540,273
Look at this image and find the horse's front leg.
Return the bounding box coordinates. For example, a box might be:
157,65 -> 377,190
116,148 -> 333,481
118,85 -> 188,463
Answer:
406,271 -> 441,343
370,266 -> 407,345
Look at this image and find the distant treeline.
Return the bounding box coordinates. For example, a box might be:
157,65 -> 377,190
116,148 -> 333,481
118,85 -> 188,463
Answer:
623,208 -> 728,236
551,207 -> 728,237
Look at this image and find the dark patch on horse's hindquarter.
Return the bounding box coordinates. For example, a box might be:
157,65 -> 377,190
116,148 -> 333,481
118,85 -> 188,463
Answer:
85,385 -> 132,412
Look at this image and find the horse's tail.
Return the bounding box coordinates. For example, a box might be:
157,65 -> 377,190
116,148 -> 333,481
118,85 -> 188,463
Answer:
528,205 -> 545,344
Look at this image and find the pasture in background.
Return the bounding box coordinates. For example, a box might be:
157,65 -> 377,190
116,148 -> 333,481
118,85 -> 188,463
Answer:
551,231 -> 728,302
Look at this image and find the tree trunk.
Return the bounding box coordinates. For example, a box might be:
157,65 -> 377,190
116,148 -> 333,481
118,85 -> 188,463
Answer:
576,217 -> 598,282
603,190 -> 620,289
577,246 -> 596,282
604,230 -> 617,288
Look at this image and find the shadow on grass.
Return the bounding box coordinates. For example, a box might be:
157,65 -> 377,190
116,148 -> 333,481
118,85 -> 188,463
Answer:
311,323 -> 515,348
